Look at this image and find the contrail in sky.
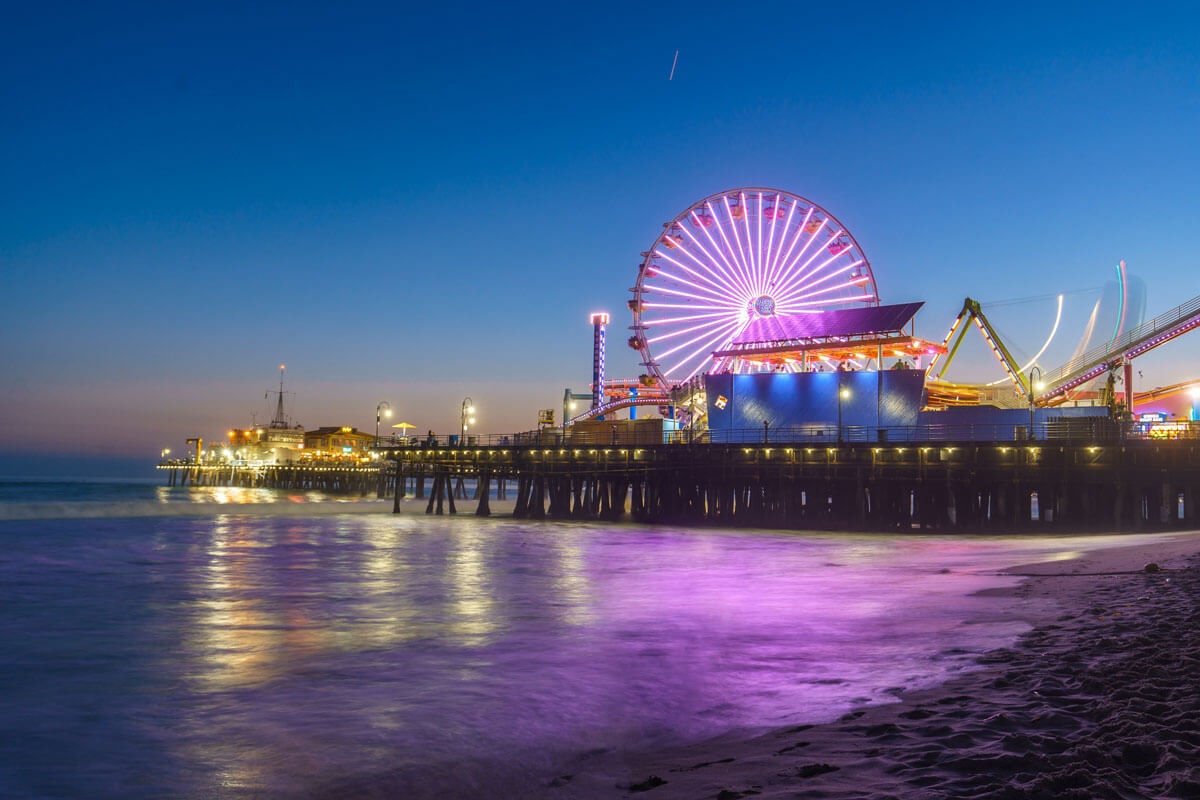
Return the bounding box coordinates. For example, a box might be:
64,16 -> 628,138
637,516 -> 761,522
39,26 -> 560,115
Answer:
669,50 -> 678,80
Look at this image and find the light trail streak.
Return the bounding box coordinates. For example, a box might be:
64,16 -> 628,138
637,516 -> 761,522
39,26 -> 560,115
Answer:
985,294 -> 1065,386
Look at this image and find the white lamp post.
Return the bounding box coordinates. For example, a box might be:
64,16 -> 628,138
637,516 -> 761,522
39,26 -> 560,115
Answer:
375,401 -> 392,447
460,397 -> 476,445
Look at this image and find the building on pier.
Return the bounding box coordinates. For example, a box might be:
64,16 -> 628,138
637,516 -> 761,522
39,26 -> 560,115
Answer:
226,426 -> 304,463
303,426 -> 375,459
704,303 -> 941,439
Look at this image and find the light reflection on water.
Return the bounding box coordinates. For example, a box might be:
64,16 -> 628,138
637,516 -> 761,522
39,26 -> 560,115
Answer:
0,508 -> 1166,798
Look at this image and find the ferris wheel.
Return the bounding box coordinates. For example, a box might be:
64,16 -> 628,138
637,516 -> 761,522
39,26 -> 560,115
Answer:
628,188 -> 879,390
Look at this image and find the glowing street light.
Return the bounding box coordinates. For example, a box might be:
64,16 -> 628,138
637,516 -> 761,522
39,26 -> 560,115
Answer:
460,397 -> 476,445
375,401 -> 392,447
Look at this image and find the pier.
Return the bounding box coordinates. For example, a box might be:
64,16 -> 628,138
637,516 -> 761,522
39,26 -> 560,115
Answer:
160,462 -> 382,495
383,436 -> 1200,531
162,430 -> 1200,532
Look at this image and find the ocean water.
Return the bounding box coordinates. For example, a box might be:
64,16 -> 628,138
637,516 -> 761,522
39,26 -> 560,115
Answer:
0,480 -> 1142,798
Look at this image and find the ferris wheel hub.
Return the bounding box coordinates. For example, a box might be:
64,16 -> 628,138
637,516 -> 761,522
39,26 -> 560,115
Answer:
751,295 -> 776,317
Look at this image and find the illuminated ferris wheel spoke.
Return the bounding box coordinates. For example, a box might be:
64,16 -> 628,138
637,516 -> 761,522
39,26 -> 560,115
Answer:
681,331 -> 742,381
674,220 -> 752,297
756,192 -> 767,293
776,248 -> 857,302
647,315 -> 736,344
653,247 -> 745,299
778,293 -> 876,310
642,278 -> 741,307
739,192 -> 757,292
662,317 -> 746,377
643,309 -> 736,326
763,193 -> 785,288
671,318 -> 747,377
648,252 -> 732,295
643,282 -> 743,307
769,205 -> 814,286
648,266 -> 739,305
643,301 -> 743,311
770,218 -> 829,295
677,219 -> 749,300
766,196 -> 802,293
654,317 -> 742,361
780,274 -> 870,307
727,193 -> 755,290
646,251 -> 746,300
773,224 -> 839,298
778,285 -> 866,314
694,207 -> 751,297
777,260 -> 865,305
718,197 -> 754,293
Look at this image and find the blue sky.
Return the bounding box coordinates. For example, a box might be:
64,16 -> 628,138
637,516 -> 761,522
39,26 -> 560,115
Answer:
3,1 -> 1200,467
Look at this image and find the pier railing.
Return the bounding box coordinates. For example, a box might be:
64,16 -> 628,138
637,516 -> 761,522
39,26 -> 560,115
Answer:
364,419 -> 1198,450
159,420 -> 1200,468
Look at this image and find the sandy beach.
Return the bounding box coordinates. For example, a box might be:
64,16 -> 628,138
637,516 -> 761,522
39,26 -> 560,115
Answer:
594,532 -> 1200,799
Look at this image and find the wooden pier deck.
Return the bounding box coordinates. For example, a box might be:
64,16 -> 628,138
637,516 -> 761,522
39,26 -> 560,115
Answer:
383,440 -> 1200,531
160,439 -> 1200,531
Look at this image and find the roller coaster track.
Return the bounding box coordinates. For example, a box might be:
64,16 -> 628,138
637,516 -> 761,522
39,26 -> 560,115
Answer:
1037,292 -> 1200,404
569,395 -> 669,424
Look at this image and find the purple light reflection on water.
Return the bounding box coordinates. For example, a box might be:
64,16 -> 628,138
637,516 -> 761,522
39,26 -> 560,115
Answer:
0,504 -> 1147,798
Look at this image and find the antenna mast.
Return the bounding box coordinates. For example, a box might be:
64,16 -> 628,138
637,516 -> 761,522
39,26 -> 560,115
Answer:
267,364 -> 293,428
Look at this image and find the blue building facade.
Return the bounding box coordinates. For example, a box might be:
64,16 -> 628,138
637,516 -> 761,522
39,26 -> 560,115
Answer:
705,370 -> 926,441
704,371 -> 1110,442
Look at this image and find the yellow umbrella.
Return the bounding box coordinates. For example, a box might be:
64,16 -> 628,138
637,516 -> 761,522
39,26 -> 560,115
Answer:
391,422 -> 416,431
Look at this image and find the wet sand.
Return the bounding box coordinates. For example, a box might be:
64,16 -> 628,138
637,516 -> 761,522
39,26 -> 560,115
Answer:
601,533 -> 1200,799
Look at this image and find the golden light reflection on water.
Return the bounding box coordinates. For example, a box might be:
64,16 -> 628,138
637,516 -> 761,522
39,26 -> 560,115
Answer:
187,516 -> 316,692
549,536 -> 592,626
345,518 -> 427,649
444,526 -> 498,642
152,515 -> 1116,797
